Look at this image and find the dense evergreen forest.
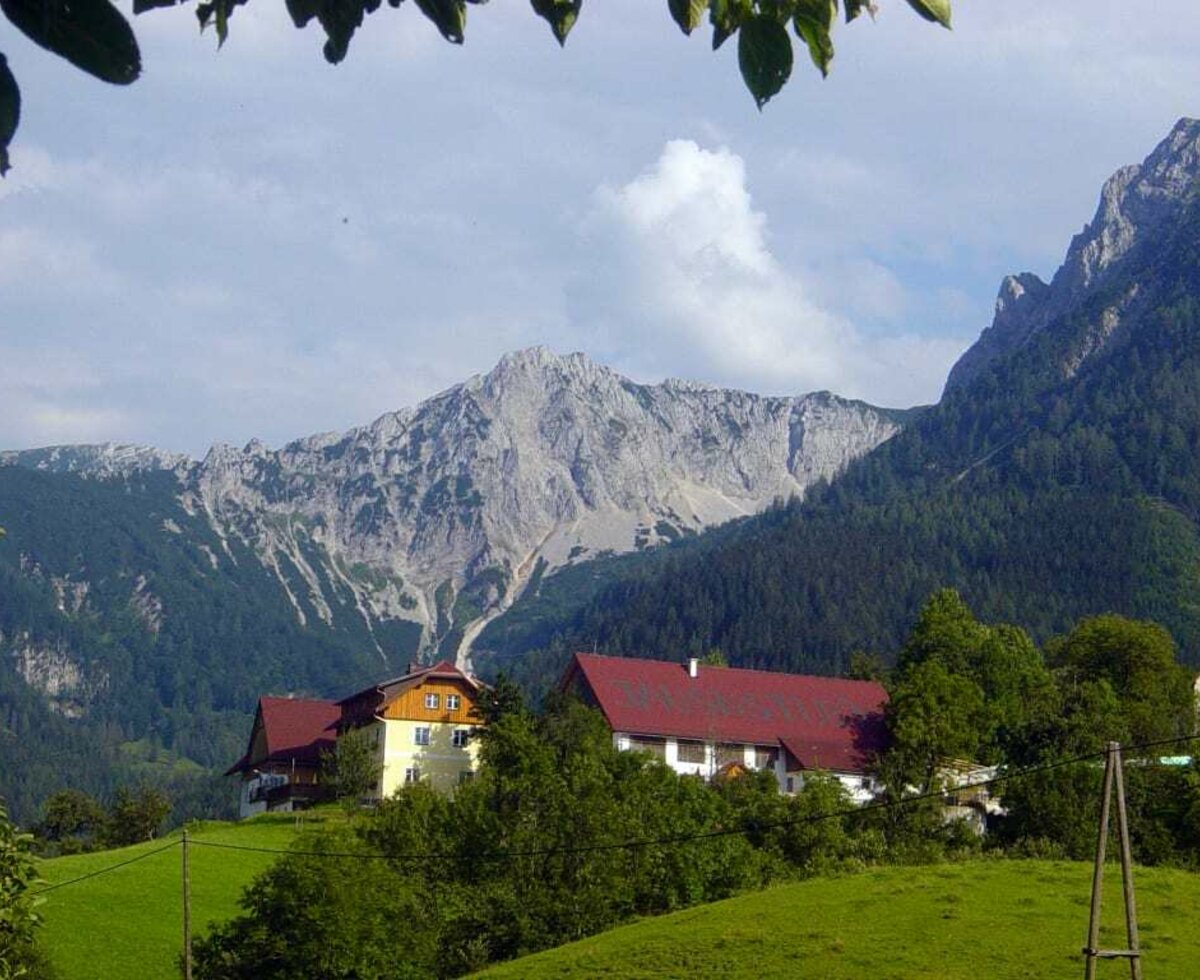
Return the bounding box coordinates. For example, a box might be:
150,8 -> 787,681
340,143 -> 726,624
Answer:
475,196 -> 1200,690
0,467 -> 402,821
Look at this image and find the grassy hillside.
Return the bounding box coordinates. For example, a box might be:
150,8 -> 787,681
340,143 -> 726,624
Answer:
475,860 -> 1200,979
34,811 -> 337,979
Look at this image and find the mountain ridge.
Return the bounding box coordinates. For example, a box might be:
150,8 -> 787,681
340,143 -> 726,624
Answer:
1,349 -> 903,673
945,116 -> 1200,393
474,118 -> 1200,685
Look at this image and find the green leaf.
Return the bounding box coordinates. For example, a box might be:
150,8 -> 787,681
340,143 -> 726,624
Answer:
904,0 -> 950,29
842,0 -> 874,22
709,0 -> 745,51
530,0 -> 580,46
668,0 -> 707,35
0,53 -> 18,177
738,13 -> 791,110
792,0 -> 834,77
416,0 -> 466,43
0,0 -> 141,84
285,0 -> 321,27
195,0 -> 250,46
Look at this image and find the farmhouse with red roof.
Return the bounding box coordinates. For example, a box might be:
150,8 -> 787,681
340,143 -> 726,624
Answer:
226,696 -> 340,818
561,653 -> 889,801
228,661 -> 487,816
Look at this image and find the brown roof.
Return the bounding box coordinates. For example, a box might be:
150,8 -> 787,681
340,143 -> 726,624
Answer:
563,653 -> 889,774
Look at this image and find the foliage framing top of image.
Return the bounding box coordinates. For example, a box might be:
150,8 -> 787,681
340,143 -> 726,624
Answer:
0,0 -> 951,173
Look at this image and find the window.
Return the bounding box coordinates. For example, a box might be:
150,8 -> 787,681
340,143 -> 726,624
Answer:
446,694 -> 461,711
715,743 -> 744,767
458,770 -> 475,785
754,746 -> 778,770
405,767 -> 421,784
786,776 -> 795,793
451,728 -> 470,749
676,740 -> 706,764
628,736 -> 665,759
414,727 -> 431,746
424,693 -> 440,709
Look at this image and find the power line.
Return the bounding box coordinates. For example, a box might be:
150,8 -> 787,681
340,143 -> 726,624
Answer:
189,734 -> 1200,864
33,840 -> 179,895
36,733 -> 1200,886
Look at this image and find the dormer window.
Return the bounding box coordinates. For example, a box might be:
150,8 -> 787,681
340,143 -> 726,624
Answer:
424,693 -> 440,710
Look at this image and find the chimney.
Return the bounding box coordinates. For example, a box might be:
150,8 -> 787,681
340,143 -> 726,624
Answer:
687,658 -> 699,679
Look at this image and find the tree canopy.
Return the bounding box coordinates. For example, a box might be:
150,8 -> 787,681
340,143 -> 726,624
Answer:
0,800 -> 44,980
0,0 -> 953,174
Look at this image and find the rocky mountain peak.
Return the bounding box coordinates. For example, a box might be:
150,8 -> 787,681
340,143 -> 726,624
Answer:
3,351 -> 907,668
180,351 -> 903,664
945,118 -> 1200,394
475,346 -> 611,397
1055,118 -> 1200,297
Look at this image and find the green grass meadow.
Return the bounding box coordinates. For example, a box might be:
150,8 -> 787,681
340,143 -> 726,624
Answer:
476,860 -> 1200,980
34,812 -> 327,979
35,827 -> 1200,980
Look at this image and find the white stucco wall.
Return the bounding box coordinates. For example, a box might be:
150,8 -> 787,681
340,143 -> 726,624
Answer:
614,731 -> 878,803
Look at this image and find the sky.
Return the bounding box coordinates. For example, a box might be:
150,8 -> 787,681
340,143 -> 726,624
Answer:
2,0 -> 1199,456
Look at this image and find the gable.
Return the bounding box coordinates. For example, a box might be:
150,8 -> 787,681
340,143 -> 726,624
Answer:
226,696 -> 339,775
381,676 -> 477,723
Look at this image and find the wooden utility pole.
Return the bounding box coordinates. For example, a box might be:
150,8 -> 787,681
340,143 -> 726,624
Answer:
1082,742 -> 1142,980
182,828 -> 193,980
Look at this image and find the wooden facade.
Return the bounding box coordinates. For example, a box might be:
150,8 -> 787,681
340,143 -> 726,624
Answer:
380,677 -> 478,725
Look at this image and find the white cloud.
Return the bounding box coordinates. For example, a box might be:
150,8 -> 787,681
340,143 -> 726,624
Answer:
581,140 -> 966,406
4,0 -> 1200,452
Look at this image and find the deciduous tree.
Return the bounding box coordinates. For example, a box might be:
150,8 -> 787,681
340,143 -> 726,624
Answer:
0,800 -> 45,980
319,729 -> 382,806
0,1 -> 954,173
1049,613 -> 1195,745
35,789 -> 105,854
103,785 -> 171,846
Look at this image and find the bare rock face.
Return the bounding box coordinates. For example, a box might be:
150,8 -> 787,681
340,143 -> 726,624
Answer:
946,118 -> 1200,394
1,351 -> 902,665
180,349 -> 901,662
0,443 -> 190,477
7,635 -> 108,718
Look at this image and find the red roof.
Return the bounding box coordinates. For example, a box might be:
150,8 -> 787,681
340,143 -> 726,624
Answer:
563,653 -> 888,774
226,696 -> 340,775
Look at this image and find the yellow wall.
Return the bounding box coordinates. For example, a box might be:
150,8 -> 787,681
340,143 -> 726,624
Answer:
376,717 -> 480,797
340,677 -> 483,798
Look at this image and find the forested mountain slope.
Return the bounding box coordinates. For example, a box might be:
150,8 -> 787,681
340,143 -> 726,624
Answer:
0,467 -> 392,819
0,355 -> 899,820
476,119 -> 1200,683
